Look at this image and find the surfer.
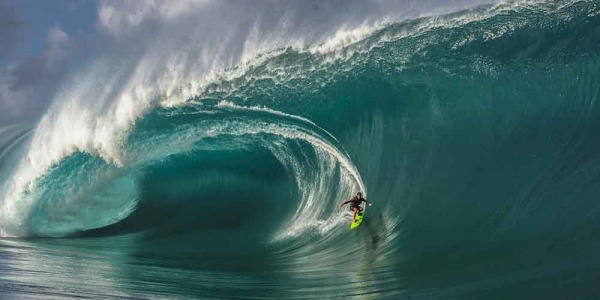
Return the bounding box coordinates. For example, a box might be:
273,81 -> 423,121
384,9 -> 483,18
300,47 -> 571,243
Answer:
340,192 -> 372,221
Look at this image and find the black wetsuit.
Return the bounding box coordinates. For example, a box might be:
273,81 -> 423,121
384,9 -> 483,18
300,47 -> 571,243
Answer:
343,196 -> 367,211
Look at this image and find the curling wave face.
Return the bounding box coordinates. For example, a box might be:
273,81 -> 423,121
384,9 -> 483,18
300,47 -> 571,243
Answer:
1,1 -> 600,298
1,101 -> 365,238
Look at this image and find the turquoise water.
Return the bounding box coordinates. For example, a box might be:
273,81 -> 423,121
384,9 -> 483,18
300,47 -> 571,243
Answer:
2,1 -> 600,298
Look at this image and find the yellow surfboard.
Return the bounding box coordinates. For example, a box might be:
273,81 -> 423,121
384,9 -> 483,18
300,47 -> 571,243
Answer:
350,212 -> 364,229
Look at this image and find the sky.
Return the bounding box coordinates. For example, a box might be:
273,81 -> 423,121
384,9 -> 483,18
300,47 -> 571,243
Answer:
0,0 -> 498,126
0,0 -> 97,123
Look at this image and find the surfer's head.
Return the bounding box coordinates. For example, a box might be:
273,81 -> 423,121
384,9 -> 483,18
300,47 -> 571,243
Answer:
357,192 -> 362,197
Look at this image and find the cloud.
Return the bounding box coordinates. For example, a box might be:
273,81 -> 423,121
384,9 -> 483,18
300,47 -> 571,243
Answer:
67,0 -> 90,12
47,24 -> 68,45
0,24 -> 71,125
0,73 -> 25,116
0,2 -> 23,57
7,24 -> 69,91
44,24 -> 69,66
97,0 -> 213,37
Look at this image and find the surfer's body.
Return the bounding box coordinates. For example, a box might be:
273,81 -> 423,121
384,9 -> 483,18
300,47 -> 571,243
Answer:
340,192 -> 372,221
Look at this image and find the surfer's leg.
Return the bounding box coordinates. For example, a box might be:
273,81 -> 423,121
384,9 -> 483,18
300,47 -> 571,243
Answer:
352,207 -> 357,221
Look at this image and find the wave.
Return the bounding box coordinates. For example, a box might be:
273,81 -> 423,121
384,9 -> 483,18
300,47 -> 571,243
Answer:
1,0 -> 600,296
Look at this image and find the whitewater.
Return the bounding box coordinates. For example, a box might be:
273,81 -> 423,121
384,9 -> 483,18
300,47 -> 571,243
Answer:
1,0 -> 600,298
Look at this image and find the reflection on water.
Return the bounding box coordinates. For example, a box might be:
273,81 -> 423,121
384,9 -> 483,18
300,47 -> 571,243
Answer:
0,224 -> 395,299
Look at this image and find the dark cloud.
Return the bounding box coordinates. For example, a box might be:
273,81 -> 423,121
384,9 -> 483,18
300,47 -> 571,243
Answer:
0,24 -> 73,125
8,56 -> 49,90
0,2 -> 23,57
7,24 -> 69,91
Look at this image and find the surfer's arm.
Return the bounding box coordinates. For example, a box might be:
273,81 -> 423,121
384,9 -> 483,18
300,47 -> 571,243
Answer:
339,199 -> 352,207
363,199 -> 373,206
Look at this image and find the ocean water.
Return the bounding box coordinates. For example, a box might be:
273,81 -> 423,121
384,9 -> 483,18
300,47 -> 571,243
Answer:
2,1 -> 600,298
